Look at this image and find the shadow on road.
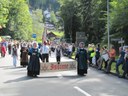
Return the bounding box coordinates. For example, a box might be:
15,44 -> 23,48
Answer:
37,75 -> 85,79
4,76 -> 33,84
37,76 -> 59,79
0,66 -> 12,69
63,75 -> 85,79
0,66 -> 24,70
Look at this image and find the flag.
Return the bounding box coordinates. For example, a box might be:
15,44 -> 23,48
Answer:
42,28 -> 47,42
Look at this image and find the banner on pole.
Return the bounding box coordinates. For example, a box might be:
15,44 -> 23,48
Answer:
40,61 -> 77,72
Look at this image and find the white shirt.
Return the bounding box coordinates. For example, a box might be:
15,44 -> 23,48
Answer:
40,45 -> 49,54
69,45 -> 72,52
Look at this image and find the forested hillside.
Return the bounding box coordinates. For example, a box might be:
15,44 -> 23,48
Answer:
58,0 -> 128,45
0,0 -> 33,40
0,0 -> 128,45
29,0 -> 60,12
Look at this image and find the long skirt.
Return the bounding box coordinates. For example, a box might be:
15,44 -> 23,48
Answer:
27,56 -> 40,76
77,64 -> 87,75
20,62 -> 28,67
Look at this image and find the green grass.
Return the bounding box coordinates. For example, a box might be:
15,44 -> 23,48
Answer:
71,52 -> 76,59
52,31 -> 64,37
111,62 -> 123,75
71,53 -> 124,75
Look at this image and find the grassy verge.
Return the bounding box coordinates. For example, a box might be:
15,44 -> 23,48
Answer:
111,62 -> 123,75
52,31 -> 64,37
71,52 -> 76,59
71,53 -> 124,75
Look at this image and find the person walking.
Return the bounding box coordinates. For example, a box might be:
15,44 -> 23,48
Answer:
1,43 -> 6,57
20,43 -> 28,67
75,42 -> 88,76
68,44 -> 72,58
12,44 -> 18,67
40,41 -> 50,63
56,45 -> 61,64
27,42 -> 42,77
8,41 -> 12,55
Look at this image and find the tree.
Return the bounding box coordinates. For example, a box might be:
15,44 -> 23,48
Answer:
31,9 -> 44,40
29,0 -> 60,12
0,0 -> 9,27
109,0 -> 128,45
0,0 -> 33,40
58,0 -> 80,42
50,11 -> 57,25
58,0 -> 107,44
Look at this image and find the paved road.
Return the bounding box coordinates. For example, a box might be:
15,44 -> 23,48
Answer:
0,50 -> 128,96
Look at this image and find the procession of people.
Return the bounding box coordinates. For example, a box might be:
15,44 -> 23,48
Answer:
0,38 -> 128,79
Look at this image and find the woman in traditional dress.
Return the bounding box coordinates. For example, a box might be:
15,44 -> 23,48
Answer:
75,42 -> 88,76
12,44 -> 18,67
20,43 -> 28,67
27,42 -> 42,77
8,41 -> 12,55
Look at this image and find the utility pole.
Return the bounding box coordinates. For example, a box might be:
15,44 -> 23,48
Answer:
107,0 -> 110,50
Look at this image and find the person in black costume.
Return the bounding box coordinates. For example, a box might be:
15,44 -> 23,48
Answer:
8,42 -> 12,55
20,43 -> 28,67
75,42 -> 88,76
27,42 -> 42,77
56,45 -> 61,64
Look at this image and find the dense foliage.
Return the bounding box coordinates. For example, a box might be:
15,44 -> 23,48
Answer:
31,9 -> 44,40
109,0 -> 128,45
58,0 -> 128,45
29,0 -> 60,12
58,0 -> 107,43
0,0 -> 33,40
0,0 -> 9,27
0,0 -> 128,45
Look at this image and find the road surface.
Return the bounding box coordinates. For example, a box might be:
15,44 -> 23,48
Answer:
0,50 -> 128,96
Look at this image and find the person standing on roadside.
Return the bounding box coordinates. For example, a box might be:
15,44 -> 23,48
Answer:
72,43 -> 75,54
88,44 -> 93,65
95,44 -> 100,67
0,43 -> 1,57
106,46 -> 116,73
98,46 -> 109,70
116,47 -> 125,77
121,47 -> 128,78
68,44 -> 72,58
40,41 -> 50,62
12,44 -> 18,67
75,42 -> 88,76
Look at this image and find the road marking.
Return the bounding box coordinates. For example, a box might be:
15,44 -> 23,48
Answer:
57,74 -> 63,79
74,86 -> 92,96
